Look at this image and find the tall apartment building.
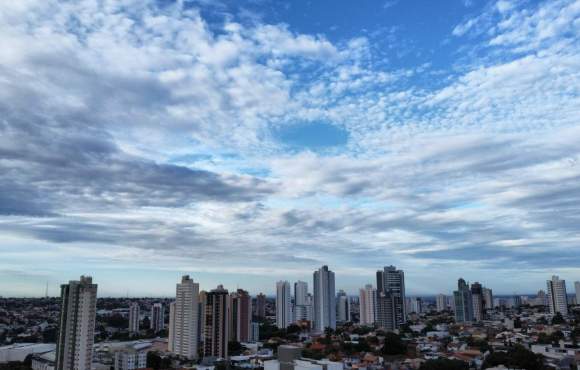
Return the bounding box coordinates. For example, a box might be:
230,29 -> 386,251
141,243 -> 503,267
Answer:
436,294 -> 447,312
375,266 -> 406,330
168,275 -> 200,360
203,285 -> 230,359
482,288 -> 494,310
230,289 -> 252,342
454,278 -> 473,323
293,281 -> 312,323
359,284 -> 376,326
276,281 -> 293,329
547,275 -> 568,316
471,282 -> 483,322
313,265 -> 336,332
336,290 -> 350,323
128,303 -> 140,334
575,281 -> 580,306
150,303 -> 164,333
55,276 -> 98,370
254,293 -> 266,319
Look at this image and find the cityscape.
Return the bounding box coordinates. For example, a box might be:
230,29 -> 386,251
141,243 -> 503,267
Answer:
2,0 -> 580,369
1,269 -> 580,370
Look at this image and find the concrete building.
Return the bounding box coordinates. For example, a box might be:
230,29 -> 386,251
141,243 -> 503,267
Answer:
410,297 -> 422,314
313,265 -> 336,332
547,275 -> 568,316
168,275 -> 200,360
482,288 -> 494,310
436,294 -> 447,312
575,281 -> 580,306
376,266 -> 406,329
336,290 -> 350,323
254,293 -> 266,319
55,276 -> 98,370
113,347 -> 147,370
471,282 -> 484,322
276,281 -> 293,329
230,289 -> 252,342
454,278 -> 473,323
150,303 -> 164,333
359,284 -> 376,326
128,303 -> 140,334
203,285 -> 230,359
264,345 -> 343,370
294,282 -> 313,323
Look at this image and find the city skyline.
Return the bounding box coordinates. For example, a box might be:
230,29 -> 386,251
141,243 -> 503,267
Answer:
2,0 -> 580,296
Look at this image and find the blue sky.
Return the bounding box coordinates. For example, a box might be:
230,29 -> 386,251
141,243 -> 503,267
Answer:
1,0 -> 580,297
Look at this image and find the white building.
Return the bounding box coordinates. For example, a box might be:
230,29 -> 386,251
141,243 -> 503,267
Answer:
546,275 -> 568,316
313,266 -> 336,332
436,294 -> 446,312
0,344 -> 55,363
294,282 -> 313,323
113,347 -> 147,370
264,345 -> 343,370
55,276 -> 98,370
128,303 -> 140,334
575,281 -> 580,306
276,281 -> 293,329
168,275 -> 200,360
150,303 -> 164,333
336,290 -> 350,323
359,284 -> 376,326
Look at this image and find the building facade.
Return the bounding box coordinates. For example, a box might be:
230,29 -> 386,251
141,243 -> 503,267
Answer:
276,281 -> 293,329
547,275 -> 568,316
375,266 -> 406,330
230,289 -> 252,342
128,303 -> 140,334
313,266 -> 336,332
55,276 -> 98,370
203,285 -> 230,359
150,303 -> 164,333
454,278 -> 474,323
471,282 -> 483,322
359,284 -> 376,326
168,275 -> 200,360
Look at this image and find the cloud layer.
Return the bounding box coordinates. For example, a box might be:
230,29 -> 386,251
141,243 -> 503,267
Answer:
1,0 -> 579,296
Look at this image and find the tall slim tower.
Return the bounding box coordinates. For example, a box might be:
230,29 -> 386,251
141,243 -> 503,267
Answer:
470,282 -> 483,322
294,281 -> 308,306
293,281 -> 312,323
574,281 -> 580,306
547,275 -> 568,316
313,265 -> 336,332
482,288 -> 494,311
359,284 -> 376,326
454,278 -> 473,323
254,293 -> 266,319
55,276 -> 98,370
436,294 -> 447,312
203,285 -> 230,359
230,289 -> 252,342
376,266 -> 406,330
336,290 -> 350,323
276,281 -> 292,329
128,302 -> 140,334
150,303 -> 165,333
168,275 -> 200,360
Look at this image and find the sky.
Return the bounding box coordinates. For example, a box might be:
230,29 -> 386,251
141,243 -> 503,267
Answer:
1,0 -> 580,297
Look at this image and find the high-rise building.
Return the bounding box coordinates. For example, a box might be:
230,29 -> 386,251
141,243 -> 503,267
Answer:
482,288 -> 494,310
512,295 -> 522,309
436,294 -> 447,312
203,285 -> 230,359
128,302 -> 140,334
276,281 -> 292,329
336,290 -> 350,323
168,275 -> 200,360
254,293 -> 266,319
547,275 -> 568,317
376,291 -> 396,330
359,284 -> 376,326
575,281 -> 580,306
293,282 -> 312,323
410,297 -> 422,314
454,278 -> 473,323
294,281 -> 308,306
471,282 -> 483,322
535,290 -> 548,306
313,265 -> 336,332
55,276 -> 98,370
375,266 -> 406,330
230,289 -> 252,342
150,303 -> 164,333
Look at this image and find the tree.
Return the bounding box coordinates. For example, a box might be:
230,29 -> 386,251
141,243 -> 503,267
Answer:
482,345 -> 545,370
228,340 -> 245,356
419,359 -> 468,370
382,332 -> 407,356
552,312 -> 565,325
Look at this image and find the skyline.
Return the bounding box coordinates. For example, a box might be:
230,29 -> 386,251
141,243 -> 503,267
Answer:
1,0 -> 580,296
